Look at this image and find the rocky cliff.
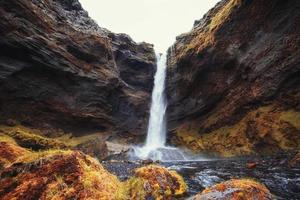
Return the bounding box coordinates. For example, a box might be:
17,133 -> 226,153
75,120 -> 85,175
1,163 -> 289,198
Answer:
0,0 -> 156,138
167,0 -> 300,156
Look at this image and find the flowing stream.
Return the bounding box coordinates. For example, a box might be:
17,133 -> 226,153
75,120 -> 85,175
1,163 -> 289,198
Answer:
133,53 -> 186,161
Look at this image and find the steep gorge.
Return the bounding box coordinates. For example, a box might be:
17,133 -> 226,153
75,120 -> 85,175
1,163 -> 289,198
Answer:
166,0 -> 300,156
0,0 -> 300,199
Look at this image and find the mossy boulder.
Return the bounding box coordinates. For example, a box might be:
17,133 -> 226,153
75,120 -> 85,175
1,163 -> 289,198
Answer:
74,137 -> 108,160
126,165 -> 187,200
191,179 -> 273,200
0,138 -> 188,200
0,151 -> 124,200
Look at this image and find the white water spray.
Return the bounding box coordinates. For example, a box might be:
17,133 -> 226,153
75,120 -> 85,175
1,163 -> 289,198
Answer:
133,53 -> 186,161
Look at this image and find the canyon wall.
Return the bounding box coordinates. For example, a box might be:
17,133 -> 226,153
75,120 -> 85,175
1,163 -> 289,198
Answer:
167,0 -> 300,156
0,0 -> 156,137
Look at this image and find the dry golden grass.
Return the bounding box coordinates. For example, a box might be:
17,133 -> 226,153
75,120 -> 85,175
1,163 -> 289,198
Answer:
0,125 -> 67,150
15,149 -> 73,164
210,0 -> 242,31
78,156 -> 125,200
56,133 -> 103,147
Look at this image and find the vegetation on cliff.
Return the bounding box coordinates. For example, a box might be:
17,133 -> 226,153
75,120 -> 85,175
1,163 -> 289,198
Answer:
172,102 -> 300,156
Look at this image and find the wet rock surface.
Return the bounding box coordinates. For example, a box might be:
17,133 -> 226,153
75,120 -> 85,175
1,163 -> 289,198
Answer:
0,0 -> 156,138
166,0 -> 300,155
103,154 -> 300,199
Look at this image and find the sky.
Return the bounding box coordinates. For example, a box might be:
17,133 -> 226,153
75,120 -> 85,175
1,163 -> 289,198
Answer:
79,0 -> 220,53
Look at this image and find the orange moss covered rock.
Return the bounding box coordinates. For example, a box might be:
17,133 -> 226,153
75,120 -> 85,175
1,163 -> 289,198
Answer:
0,141 -> 29,167
191,179 -> 273,200
288,152 -> 300,168
126,165 -> 187,200
0,137 -> 188,200
0,151 -> 123,200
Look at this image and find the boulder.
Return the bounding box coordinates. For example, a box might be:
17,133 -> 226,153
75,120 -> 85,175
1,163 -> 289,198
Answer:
126,165 -> 187,199
74,137 -> 108,160
0,151 -> 124,200
191,179 -> 273,200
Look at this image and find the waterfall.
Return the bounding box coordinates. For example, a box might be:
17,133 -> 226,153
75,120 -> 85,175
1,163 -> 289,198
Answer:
132,52 -> 186,161
145,53 -> 167,148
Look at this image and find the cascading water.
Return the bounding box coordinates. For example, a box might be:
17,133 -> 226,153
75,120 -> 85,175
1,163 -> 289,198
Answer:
133,52 -> 186,161
145,53 -> 167,148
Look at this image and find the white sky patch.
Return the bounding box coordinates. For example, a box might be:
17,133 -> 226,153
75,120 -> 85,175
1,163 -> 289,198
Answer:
79,0 -> 220,53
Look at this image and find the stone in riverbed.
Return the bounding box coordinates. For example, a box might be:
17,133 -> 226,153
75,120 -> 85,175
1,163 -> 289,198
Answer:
246,162 -> 258,169
74,137 -> 108,160
190,179 -> 273,200
126,165 -> 187,199
141,159 -> 154,165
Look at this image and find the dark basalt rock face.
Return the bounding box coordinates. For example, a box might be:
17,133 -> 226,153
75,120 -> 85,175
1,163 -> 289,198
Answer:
0,0 -> 156,137
167,0 -> 300,155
